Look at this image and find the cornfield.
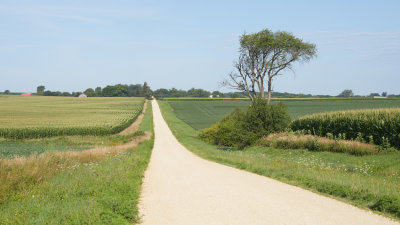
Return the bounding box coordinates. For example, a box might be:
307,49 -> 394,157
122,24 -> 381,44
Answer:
0,96 -> 144,139
290,108 -> 400,149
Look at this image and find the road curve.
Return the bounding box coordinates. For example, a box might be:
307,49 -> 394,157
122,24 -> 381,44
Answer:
138,100 -> 398,225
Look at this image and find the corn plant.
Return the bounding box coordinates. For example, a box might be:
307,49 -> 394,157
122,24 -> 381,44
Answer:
290,108 -> 400,149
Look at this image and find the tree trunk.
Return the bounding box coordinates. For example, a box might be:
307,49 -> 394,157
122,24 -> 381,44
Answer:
267,77 -> 272,104
260,78 -> 265,99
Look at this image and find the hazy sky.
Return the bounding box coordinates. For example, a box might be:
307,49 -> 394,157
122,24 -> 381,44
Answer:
1,0 -> 399,95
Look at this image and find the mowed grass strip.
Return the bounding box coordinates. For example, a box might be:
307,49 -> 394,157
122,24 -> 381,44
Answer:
0,101 -> 154,224
0,96 -> 144,138
158,100 -> 400,220
167,99 -> 400,130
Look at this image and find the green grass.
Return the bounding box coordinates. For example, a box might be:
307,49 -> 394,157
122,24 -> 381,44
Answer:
167,99 -> 400,130
0,127 -> 147,159
0,141 -> 89,158
0,102 -> 154,224
0,131 -> 146,158
0,96 -> 144,138
159,100 -> 400,220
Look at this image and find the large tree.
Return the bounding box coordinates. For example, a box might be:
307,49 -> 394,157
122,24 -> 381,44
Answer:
224,29 -> 317,103
102,84 -> 129,97
84,88 -> 96,97
95,87 -> 102,97
128,84 -> 142,97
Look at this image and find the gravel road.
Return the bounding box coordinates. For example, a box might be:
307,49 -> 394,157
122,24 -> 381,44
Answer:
138,100 -> 398,225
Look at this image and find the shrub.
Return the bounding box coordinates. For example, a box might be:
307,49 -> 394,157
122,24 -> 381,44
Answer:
199,99 -> 291,148
290,108 -> 400,149
371,195 -> 400,218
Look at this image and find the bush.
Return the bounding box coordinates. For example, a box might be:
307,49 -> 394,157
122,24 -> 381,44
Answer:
371,195 -> 400,218
199,99 -> 291,148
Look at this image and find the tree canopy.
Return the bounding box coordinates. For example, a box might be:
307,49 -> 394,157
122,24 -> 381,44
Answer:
338,89 -> 354,97
224,28 -> 317,103
36,85 -> 45,96
84,88 -> 96,97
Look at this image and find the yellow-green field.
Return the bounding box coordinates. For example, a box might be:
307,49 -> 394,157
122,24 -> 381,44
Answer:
0,96 -> 144,138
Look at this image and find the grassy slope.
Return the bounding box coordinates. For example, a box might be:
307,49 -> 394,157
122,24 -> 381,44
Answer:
168,99 -> 400,130
158,100 -> 400,220
0,131 -> 146,158
0,102 -> 154,224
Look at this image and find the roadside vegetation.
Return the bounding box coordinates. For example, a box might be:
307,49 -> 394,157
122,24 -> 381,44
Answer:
159,100 -> 400,220
258,132 -> 382,156
0,100 -> 154,224
199,99 -> 290,148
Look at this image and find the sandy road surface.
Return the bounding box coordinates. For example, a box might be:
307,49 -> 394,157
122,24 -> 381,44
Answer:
138,100 -> 398,225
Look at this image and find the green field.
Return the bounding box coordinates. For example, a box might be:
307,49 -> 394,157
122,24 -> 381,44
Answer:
0,99 -> 154,224
0,96 -> 144,138
167,99 -> 400,130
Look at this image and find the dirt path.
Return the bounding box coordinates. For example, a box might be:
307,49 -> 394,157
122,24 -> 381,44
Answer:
139,100 -> 398,225
119,99 -> 148,135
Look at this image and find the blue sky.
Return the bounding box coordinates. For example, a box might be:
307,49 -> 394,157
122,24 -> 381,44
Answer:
1,0 -> 399,95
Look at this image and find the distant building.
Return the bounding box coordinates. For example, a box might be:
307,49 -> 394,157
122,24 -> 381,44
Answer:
373,96 -> 388,99
21,93 -> 33,96
209,95 -> 213,98
79,93 -> 88,98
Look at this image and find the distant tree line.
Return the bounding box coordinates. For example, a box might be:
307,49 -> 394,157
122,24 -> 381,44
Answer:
151,88 -> 339,99
4,86 -> 400,99
34,82 -> 152,99
152,88 -> 251,99
337,89 -> 399,98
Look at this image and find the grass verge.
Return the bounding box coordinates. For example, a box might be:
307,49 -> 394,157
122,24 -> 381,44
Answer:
158,100 -> 400,220
0,101 -> 154,224
258,132 -> 382,156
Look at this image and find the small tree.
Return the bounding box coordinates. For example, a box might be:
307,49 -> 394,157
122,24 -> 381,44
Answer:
338,89 -> 354,97
223,29 -> 317,104
4,90 -> 10,95
37,85 -> 45,96
382,92 -> 387,97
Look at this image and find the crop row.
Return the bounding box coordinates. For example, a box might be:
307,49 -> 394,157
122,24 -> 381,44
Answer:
290,108 -> 400,149
0,107 -> 142,139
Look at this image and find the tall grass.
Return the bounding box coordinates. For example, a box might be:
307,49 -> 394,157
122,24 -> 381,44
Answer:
258,132 -> 381,156
291,108 -> 400,149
